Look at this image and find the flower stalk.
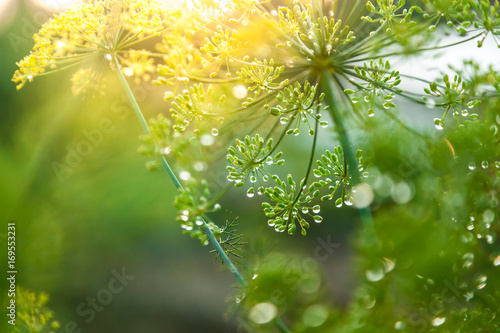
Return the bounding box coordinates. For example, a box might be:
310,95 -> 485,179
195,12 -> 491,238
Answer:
112,53 -> 247,287
320,69 -> 377,247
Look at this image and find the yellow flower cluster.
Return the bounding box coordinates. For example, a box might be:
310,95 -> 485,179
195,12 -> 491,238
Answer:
12,0 -> 171,90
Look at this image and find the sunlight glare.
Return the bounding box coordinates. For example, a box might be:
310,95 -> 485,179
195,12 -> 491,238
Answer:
30,0 -> 80,11
0,0 -> 16,30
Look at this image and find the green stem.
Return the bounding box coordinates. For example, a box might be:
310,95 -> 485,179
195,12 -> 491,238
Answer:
112,53 -> 247,287
320,69 -> 377,247
273,317 -> 293,333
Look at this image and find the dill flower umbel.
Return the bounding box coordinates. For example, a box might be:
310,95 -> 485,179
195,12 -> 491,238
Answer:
12,0 -> 174,92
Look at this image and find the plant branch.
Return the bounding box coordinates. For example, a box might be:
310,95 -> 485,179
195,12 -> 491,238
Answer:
112,53 -> 247,287
273,317 -> 293,333
320,69 -> 377,247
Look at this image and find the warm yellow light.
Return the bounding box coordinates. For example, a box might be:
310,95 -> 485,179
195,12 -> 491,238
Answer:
30,0 -> 183,10
30,0 -> 80,11
0,0 -> 16,31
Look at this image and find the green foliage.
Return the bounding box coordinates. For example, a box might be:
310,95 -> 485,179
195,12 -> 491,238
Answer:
10,0 -> 500,332
345,58 -> 401,117
226,134 -> 284,196
262,174 -> 321,235
271,81 -> 328,136
174,179 -> 221,244
14,288 -> 60,333
363,0 -> 417,33
424,73 -> 481,129
211,212 -> 245,263
312,146 -> 368,206
138,114 -> 176,171
467,0 -> 500,47
237,59 -> 286,98
170,83 -> 226,135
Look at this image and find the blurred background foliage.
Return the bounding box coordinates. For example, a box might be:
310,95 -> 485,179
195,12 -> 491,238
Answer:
0,1 -> 499,333
0,3 -> 356,332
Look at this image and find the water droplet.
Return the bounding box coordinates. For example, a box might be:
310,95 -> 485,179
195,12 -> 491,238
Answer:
302,304 -> 328,327
180,215 -> 189,222
196,134 -> 213,147
352,183 -> 374,208
433,118 -> 444,130
368,109 -> 375,117
394,321 -> 406,330
486,235 -> 494,244
123,67 -> 134,76
313,216 -> 323,223
312,205 -> 320,214
247,191 -> 255,198
476,275 -> 487,289
461,109 -> 468,116
432,317 -> 446,327
481,161 -> 489,169
301,207 -> 309,214
233,85 -> 248,99
366,268 -> 385,282
362,295 -> 376,309
249,302 -> 277,324
235,297 -> 241,304
213,203 -> 221,210
211,128 -> 219,136
425,99 -> 436,108
161,147 -> 171,155
105,53 -> 112,61
193,161 -> 207,171
195,219 -> 203,226
252,274 -> 258,280
280,117 -> 288,124
493,255 -> 500,266
179,171 -> 191,181
383,257 -> 396,273
391,182 -> 413,204
483,209 -> 494,223
468,162 -> 476,170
